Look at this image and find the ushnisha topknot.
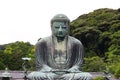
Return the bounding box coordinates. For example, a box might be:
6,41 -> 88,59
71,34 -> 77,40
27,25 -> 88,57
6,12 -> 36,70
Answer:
51,14 -> 70,23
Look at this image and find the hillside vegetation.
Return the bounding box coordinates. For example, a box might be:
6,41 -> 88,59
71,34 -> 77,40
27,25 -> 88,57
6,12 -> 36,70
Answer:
70,8 -> 120,78
70,8 -> 120,57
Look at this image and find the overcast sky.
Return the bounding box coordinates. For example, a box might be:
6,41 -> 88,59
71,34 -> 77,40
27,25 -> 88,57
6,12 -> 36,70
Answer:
0,0 -> 120,45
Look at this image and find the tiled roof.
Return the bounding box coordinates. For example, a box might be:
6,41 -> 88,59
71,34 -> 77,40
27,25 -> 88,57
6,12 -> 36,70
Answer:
0,71 -> 26,80
0,71 -> 119,80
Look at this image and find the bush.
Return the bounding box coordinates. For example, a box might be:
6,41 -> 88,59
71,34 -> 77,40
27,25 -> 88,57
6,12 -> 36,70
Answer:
0,61 -> 6,70
83,56 -> 105,72
93,76 -> 105,80
114,65 -> 120,79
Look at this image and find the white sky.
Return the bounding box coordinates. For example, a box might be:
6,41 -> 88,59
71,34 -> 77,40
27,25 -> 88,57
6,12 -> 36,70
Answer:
0,0 -> 120,45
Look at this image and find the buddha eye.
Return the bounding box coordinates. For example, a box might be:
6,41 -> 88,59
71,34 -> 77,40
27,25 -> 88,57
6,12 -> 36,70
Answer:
62,27 -> 67,29
55,26 -> 59,29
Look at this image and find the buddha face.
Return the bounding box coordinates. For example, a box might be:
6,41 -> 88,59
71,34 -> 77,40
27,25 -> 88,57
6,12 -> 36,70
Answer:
52,21 -> 69,38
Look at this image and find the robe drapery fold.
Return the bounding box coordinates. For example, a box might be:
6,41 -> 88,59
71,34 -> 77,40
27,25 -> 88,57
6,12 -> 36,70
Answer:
36,36 -> 84,71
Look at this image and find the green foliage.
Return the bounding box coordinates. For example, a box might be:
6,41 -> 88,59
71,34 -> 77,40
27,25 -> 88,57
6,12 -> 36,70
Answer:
83,56 -> 105,72
107,44 -> 120,55
93,76 -> 106,80
106,54 -> 120,74
70,8 -> 120,75
0,50 -> 6,69
70,8 -> 120,57
0,41 -> 35,70
110,23 -> 120,32
0,61 -> 6,70
114,64 -> 120,79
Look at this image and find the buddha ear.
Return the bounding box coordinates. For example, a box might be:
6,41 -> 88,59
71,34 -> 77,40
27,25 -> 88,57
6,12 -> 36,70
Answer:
51,23 -> 54,35
65,22 -> 70,34
51,22 -> 53,31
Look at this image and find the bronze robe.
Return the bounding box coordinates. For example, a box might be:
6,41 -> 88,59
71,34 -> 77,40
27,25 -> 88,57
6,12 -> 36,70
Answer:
36,36 -> 84,71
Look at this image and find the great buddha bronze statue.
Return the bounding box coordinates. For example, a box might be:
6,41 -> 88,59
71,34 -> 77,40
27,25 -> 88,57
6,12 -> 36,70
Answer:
27,14 -> 93,80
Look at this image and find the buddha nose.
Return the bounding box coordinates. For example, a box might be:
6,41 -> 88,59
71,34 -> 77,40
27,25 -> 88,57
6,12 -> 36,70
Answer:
59,26 -> 62,31
58,26 -> 62,34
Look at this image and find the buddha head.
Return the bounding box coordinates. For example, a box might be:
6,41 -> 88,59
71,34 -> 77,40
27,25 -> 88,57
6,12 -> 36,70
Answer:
51,14 -> 70,40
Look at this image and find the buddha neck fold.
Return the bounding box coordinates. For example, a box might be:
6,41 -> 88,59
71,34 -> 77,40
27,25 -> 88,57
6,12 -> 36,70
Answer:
51,35 -> 69,57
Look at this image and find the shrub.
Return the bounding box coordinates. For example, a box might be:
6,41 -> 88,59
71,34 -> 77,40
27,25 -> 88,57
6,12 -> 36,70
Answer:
93,76 -> 105,80
0,61 -> 6,70
114,65 -> 120,79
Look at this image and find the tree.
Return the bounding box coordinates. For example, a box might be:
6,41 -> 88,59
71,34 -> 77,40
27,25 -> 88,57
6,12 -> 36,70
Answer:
70,8 -> 120,57
2,41 -> 34,70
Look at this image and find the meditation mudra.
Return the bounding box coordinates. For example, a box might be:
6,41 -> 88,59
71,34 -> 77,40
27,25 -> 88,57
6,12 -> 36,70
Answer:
28,14 -> 92,80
